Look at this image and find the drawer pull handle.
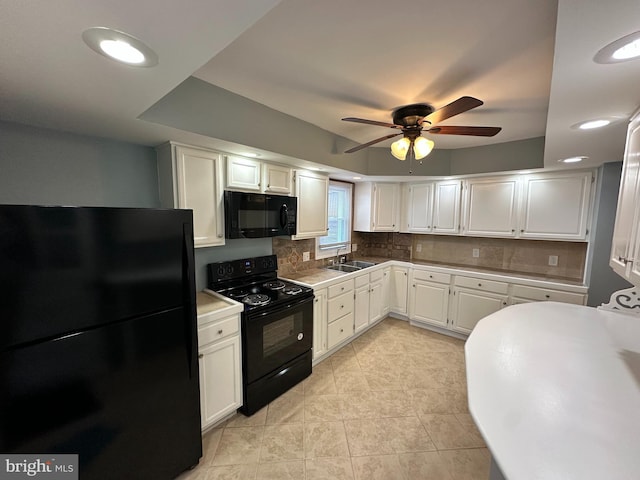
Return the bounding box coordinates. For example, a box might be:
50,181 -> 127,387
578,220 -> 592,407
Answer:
218,329 -> 223,335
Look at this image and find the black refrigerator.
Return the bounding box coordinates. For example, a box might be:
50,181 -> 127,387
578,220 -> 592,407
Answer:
0,205 -> 202,479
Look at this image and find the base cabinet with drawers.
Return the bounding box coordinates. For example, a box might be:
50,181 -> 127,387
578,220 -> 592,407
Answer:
197,308 -> 242,430
327,279 -> 355,350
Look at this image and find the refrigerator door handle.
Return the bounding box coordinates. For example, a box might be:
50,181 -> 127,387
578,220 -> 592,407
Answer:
183,221 -> 197,379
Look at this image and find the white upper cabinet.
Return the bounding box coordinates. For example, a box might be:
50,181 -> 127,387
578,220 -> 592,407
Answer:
354,182 -> 400,232
611,111 -> 640,286
292,169 -> 329,239
519,171 -> 592,240
226,156 -> 292,195
226,156 -> 262,191
157,143 -> 225,248
462,177 -> 519,237
405,183 -> 434,233
262,163 -> 292,194
432,180 -> 462,234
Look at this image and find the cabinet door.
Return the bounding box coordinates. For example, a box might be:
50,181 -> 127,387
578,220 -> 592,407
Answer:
611,115 -> 640,281
175,146 -> 225,247
408,183 -> 434,233
381,268 -> 391,315
226,156 -> 262,191
313,289 -> 327,360
263,164 -> 292,195
433,180 -> 461,234
390,267 -> 409,314
369,281 -> 384,324
463,177 -> 518,237
199,335 -> 242,429
354,285 -> 370,334
410,280 -> 449,328
450,288 -> 507,335
293,170 -> 329,239
519,171 -> 592,240
373,183 -> 400,231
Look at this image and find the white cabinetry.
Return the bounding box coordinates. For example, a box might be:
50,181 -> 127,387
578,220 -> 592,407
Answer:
326,279 -> 355,350
226,156 -> 292,194
433,180 -> 462,234
354,182 -> 400,232
197,305 -> 242,430
450,277 -> 508,335
381,267 -> 391,316
611,111 -> 640,286
157,143 -> 225,248
313,288 -> 328,360
519,171 -> 592,240
390,266 -> 409,314
404,183 -> 434,233
409,269 -> 450,328
293,170 -> 329,239
509,284 -> 586,305
462,177 -> 519,237
263,164 -> 292,194
354,274 -> 370,334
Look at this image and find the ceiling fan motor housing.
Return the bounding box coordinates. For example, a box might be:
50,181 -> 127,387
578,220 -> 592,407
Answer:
392,104 -> 434,127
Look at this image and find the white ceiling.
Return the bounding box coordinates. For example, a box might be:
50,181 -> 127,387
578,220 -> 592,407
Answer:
1,0 -> 639,172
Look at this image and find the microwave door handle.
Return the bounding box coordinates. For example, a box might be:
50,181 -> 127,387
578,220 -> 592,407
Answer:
280,204 -> 288,228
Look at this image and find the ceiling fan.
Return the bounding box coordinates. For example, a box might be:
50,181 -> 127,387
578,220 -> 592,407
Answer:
342,96 -> 501,161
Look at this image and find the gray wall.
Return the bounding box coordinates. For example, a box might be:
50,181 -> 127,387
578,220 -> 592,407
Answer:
0,120 -> 159,207
450,137 -> 545,174
586,162 -> 632,306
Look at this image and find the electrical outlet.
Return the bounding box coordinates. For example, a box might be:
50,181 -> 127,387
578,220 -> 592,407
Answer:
548,255 -> 558,266
303,251 -> 310,262
415,243 -> 422,252
472,248 -> 480,258
352,244 -> 358,252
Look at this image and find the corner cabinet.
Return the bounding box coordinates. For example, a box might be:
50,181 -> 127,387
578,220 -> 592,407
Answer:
292,169 -> 329,239
354,182 -> 400,232
611,110 -> 640,286
157,143 -> 225,247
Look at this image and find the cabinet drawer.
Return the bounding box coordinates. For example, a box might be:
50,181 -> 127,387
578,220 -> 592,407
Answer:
354,273 -> 369,289
198,315 -> 239,347
327,312 -> 354,350
455,276 -> 509,294
369,268 -> 384,282
413,269 -> 451,284
328,279 -> 354,298
511,285 -> 585,304
328,291 -> 354,322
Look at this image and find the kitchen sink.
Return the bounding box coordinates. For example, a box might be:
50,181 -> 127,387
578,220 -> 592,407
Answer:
343,260 -> 377,268
326,264 -> 362,273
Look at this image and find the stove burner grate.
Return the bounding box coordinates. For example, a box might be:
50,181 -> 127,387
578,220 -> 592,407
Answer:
263,280 -> 286,291
282,286 -> 303,295
227,289 -> 249,299
242,293 -> 271,306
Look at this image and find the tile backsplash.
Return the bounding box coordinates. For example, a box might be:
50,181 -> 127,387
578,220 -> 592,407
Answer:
274,233 -> 587,282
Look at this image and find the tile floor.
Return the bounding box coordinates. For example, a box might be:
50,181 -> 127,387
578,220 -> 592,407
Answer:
177,317 -> 490,480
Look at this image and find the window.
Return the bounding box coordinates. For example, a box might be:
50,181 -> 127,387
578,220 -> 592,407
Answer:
316,180 -> 352,259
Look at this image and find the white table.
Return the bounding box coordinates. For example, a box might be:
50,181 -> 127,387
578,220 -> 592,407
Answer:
466,302 -> 640,480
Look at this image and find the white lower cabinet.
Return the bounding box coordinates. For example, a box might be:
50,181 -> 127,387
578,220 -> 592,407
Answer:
326,279 -> 355,350
313,288 -> 328,360
409,269 -> 451,329
381,267 -> 391,316
390,266 -> 409,314
354,274 -> 370,334
509,284 -> 586,305
198,312 -> 242,430
450,287 -> 508,335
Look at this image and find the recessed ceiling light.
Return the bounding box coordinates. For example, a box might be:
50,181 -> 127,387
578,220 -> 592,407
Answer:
82,27 -> 158,67
594,30 -> 640,64
576,119 -> 611,130
558,156 -> 588,164
353,176 -> 362,180
241,152 -> 260,158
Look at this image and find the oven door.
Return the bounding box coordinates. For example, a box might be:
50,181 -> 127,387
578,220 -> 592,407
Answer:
243,295 -> 313,384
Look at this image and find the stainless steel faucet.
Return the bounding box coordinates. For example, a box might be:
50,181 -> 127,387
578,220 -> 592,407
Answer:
336,245 -> 347,265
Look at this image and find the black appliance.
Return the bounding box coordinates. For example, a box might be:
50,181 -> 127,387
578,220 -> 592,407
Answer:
224,191 -> 297,239
208,254 -> 313,415
0,205 -> 202,480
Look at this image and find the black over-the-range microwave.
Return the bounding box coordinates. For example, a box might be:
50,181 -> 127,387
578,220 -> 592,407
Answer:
224,190 -> 297,239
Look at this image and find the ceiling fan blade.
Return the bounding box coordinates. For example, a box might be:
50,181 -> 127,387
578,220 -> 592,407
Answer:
426,126 -> 502,136
344,133 -> 401,153
424,96 -> 484,125
342,117 -> 401,129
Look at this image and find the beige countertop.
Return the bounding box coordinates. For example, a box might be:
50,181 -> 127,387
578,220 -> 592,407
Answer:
196,291 -> 234,316
282,256 -> 587,291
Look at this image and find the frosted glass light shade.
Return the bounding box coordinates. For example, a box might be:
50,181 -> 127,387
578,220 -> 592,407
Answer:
391,137 -> 411,160
414,137 -> 435,160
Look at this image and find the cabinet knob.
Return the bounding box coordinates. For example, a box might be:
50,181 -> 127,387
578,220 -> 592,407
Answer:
341,287 -> 345,291
315,298 -> 318,303
340,328 -> 344,333
520,229 -> 524,233
340,305 -> 344,309
429,275 -> 433,278
545,294 -> 550,299
427,225 -> 431,228
404,272 -> 407,276
218,329 -> 223,335
502,302 -> 507,306
267,184 -> 270,188
413,284 -> 416,287
217,234 -> 223,238
258,182 -> 261,187
511,229 -> 515,233
198,353 -> 204,359
478,283 -> 482,287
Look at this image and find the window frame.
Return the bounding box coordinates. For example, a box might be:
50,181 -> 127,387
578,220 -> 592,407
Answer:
315,180 -> 353,260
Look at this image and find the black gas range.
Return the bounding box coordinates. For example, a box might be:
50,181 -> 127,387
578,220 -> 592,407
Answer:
207,255 -> 313,415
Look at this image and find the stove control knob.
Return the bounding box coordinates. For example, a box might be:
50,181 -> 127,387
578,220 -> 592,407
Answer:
226,265 -> 234,275
217,266 -> 225,277
297,333 -> 304,341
